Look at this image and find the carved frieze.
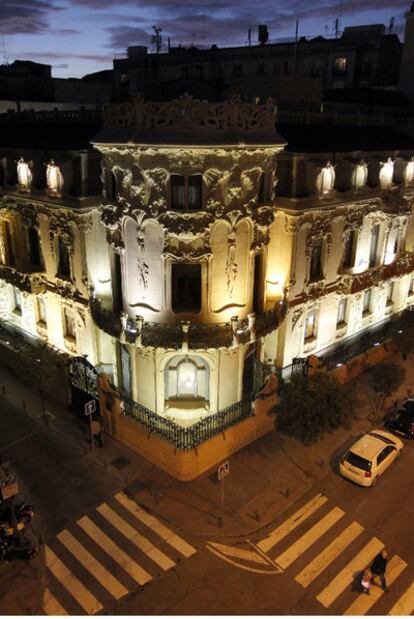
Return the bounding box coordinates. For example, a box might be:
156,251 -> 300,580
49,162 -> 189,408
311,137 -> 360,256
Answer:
163,235 -> 212,261
158,212 -> 213,236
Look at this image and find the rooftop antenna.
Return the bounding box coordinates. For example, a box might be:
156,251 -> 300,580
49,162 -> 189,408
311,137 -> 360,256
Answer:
293,20 -> 299,75
389,16 -> 395,33
151,26 -> 162,53
1,36 -> 9,65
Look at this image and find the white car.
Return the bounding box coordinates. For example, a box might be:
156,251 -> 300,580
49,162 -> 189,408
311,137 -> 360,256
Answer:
339,429 -> 403,487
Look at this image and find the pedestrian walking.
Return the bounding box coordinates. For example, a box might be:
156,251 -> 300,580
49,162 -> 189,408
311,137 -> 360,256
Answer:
90,418 -> 103,448
371,549 -> 389,592
361,568 -> 372,595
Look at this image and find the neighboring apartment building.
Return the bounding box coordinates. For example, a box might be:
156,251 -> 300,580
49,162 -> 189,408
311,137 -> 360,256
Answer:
0,97 -> 413,479
113,23 -> 402,106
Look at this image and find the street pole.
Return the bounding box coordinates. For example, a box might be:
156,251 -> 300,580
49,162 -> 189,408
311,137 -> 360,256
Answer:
89,415 -> 95,454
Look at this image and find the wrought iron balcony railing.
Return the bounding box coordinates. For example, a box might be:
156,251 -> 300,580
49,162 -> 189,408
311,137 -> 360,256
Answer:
122,395 -> 253,451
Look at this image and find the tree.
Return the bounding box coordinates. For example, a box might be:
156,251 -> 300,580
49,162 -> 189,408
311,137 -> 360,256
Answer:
276,372 -> 358,445
368,361 -> 405,420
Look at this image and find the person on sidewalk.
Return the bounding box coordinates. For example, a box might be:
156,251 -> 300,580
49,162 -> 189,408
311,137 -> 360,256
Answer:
90,418 -> 103,448
361,568 -> 372,595
371,549 -> 389,592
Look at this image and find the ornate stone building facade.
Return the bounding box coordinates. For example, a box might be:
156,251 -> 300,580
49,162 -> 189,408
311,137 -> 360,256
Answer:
0,96 -> 413,477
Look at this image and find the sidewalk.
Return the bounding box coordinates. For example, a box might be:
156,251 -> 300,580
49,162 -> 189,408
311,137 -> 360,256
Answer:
0,349 -> 413,612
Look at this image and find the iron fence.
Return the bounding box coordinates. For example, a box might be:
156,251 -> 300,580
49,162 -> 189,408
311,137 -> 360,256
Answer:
122,395 -> 253,451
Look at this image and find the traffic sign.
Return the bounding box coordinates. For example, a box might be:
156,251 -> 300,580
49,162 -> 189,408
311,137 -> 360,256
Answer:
218,461 -> 230,481
0,474 -> 18,500
84,399 -> 96,416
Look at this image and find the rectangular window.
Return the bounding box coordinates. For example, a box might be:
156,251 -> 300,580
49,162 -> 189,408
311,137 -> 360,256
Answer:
4,220 -> 15,266
27,226 -> 43,268
393,229 -> 401,256
363,289 -> 372,315
304,310 -> 316,340
337,298 -> 347,325
57,238 -> 71,278
334,57 -> 347,75
13,288 -> 21,315
342,230 -> 356,269
64,307 -> 76,339
369,224 -> 380,268
171,175 -> 202,211
172,263 -> 201,312
409,277 -> 414,296
387,282 -> 394,306
37,296 -> 47,324
257,62 -> 265,75
310,239 -> 323,280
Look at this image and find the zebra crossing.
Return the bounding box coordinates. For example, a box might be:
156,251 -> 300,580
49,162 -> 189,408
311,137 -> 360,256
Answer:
256,492 -> 414,615
43,491 -> 197,615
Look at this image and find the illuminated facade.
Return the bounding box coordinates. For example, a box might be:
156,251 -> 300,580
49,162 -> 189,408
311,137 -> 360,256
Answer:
0,97 -> 413,476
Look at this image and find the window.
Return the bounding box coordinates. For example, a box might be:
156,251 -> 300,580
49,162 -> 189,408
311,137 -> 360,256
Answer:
304,310 -> 317,341
334,57 -> 347,75
37,296 -> 47,324
57,238 -> 71,278
369,224 -> 380,268
120,73 -> 129,84
342,230 -> 357,269
257,172 -> 266,204
181,66 -> 190,78
363,289 -> 372,315
64,307 -> 76,339
170,175 -> 202,211
27,226 -> 43,269
13,288 -> 21,315
171,263 -> 201,312
119,344 -> 131,398
337,298 -> 347,326
165,355 -> 209,402
3,220 -> 15,266
233,64 -> 243,76
393,229 -> 401,257
409,277 -> 414,296
387,282 -> 394,306
257,62 -> 265,75
310,239 -> 323,280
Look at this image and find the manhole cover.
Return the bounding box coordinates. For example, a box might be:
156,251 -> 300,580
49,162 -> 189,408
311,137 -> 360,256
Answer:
110,456 -> 131,470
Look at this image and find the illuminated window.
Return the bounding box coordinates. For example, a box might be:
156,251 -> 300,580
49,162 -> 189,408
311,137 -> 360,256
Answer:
13,288 -> 21,315
362,289 -> 372,315
37,296 -> 47,324
57,238 -> 71,279
165,355 -> 209,402
170,175 -> 202,211
304,310 -> 317,341
64,307 -> 76,339
172,263 -> 201,312
342,230 -> 357,269
310,239 -> 323,280
386,282 -> 394,306
337,298 -> 347,326
334,57 -> 347,75
369,224 -> 380,268
27,226 -> 43,269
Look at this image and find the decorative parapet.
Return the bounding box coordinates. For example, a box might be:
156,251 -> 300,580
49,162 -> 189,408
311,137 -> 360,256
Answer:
102,94 -> 282,142
0,266 -> 46,294
337,253 -> 414,295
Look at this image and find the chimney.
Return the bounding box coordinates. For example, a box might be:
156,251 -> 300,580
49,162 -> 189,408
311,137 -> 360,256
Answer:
258,25 -> 269,46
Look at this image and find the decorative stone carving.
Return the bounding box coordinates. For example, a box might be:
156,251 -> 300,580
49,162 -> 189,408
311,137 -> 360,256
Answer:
379,157 -> 394,190
16,158 -> 32,193
103,94 -> 278,137
46,160 -> 64,198
137,233 -> 149,288
159,211 -> 213,236
404,157 -> 414,186
316,161 -> 336,197
291,308 -> 303,332
351,160 -> 368,192
225,235 -> 238,298
163,235 -> 211,261
48,214 -> 73,254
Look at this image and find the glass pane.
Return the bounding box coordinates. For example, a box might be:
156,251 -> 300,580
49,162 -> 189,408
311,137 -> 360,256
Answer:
188,175 -> 202,210
171,175 -> 185,210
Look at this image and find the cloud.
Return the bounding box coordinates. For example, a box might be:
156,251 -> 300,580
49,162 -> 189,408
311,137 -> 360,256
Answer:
14,51 -> 112,62
0,0 -> 63,35
55,28 -> 79,35
53,63 -> 69,68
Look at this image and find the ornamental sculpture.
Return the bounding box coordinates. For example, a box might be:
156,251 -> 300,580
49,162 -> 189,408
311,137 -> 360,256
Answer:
103,94 -> 278,137
379,157 -> 394,190
316,161 -> 336,197
16,158 -> 32,193
46,159 -> 64,198
352,160 -> 368,192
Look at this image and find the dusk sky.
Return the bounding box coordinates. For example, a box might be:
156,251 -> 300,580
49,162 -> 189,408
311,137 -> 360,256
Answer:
0,0 -> 410,78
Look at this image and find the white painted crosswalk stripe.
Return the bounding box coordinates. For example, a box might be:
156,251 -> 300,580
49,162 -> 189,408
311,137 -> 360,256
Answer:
45,546 -> 103,615
344,555 -> 407,616
43,587 -> 69,616
115,492 -> 197,558
57,529 -> 129,600
275,506 -> 344,569
97,502 -> 176,571
388,580 -> 414,615
257,494 -> 328,554
77,515 -> 152,586
316,537 -> 384,608
295,521 -> 364,588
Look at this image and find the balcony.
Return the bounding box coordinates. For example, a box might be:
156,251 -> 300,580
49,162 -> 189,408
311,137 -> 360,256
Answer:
0,265 -> 46,294
90,296 -> 287,349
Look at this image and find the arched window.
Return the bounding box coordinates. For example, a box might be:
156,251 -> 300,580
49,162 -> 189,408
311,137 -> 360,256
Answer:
165,355 -> 209,402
